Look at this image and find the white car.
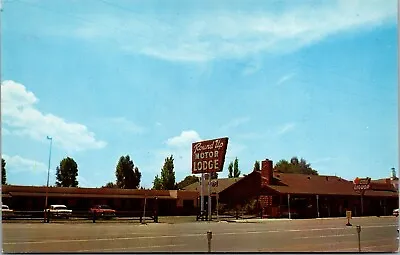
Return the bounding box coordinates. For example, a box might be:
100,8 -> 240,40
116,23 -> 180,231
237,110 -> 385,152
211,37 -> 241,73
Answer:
393,208 -> 399,217
2,205 -> 14,219
45,205 -> 72,219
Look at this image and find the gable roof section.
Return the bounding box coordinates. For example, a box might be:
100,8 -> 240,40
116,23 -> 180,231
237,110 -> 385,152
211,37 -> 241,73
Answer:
265,172 -> 356,196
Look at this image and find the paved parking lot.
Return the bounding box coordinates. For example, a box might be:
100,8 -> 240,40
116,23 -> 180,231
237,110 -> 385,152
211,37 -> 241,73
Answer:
2,216 -> 398,252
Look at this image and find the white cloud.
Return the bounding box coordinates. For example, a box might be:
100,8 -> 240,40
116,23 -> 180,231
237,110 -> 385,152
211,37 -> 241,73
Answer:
220,117 -> 250,131
108,117 -> 145,134
277,123 -> 296,135
242,58 -> 262,76
2,154 -> 47,173
155,122 -> 162,127
1,80 -> 107,152
276,73 -> 296,85
166,130 -> 202,148
2,127 -> 10,136
224,141 -> 246,162
60,0 -> 396,62
236,132 -> 269,140
77,175 -> 93,188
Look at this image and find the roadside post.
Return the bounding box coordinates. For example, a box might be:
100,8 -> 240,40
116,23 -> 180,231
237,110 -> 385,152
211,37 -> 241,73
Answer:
356,225 -> 361,252
346,210 -> 352,226
207,231 -> 212,252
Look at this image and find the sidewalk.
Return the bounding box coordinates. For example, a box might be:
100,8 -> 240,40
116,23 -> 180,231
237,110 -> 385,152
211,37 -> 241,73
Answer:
224,215 -> 397,223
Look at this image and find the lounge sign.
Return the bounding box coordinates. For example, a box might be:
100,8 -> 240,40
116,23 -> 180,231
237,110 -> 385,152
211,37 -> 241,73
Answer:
353,177 -> 371,190
192,137 -> 228,174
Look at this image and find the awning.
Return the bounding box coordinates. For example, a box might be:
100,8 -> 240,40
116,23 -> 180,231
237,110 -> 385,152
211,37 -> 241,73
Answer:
9,192 -> 176,200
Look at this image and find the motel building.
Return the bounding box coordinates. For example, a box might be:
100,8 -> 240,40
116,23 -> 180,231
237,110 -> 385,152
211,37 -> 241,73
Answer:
183,159 -> 399,218
2,158 -> 398,219
1,185 -> 199,216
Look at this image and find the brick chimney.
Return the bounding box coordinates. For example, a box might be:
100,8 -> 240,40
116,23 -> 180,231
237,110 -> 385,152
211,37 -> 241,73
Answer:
261,159 -> 273,187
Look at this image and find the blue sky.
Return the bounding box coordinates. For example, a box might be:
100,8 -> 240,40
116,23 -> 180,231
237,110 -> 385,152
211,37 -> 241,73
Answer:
1,0 -> 398,188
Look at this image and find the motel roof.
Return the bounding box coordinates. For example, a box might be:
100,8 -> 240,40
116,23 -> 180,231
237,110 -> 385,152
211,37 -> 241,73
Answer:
183,171 -> 399,198
1,185 -> 198,200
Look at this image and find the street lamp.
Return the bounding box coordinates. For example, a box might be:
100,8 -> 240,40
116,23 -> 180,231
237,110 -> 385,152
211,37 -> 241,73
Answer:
44,136 -> 53,221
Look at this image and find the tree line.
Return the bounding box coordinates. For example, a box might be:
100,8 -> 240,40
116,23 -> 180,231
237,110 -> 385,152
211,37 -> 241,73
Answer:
1,155 -> 319,189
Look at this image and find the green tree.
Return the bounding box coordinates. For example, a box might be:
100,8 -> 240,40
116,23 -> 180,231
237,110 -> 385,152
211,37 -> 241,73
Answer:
115,155 -> 142,189
55,157 -> 79,187
253,160 -> 260,172
274,156 -> 318,175
102,182 -> 117,188
233,157 -> 241,177
228,162 -> 234,178
153,175 -> 163,190
160,155 -> 176,190
2,158 -> 6,185
176,175 -> 199,189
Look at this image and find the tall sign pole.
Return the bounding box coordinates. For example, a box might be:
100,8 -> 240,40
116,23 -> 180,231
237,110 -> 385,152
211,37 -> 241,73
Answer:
208,173 -> 212,221
192,137 -> 228,222
216,192 -> 219,221
287,194 -> 291,219
200,173 -> 204,213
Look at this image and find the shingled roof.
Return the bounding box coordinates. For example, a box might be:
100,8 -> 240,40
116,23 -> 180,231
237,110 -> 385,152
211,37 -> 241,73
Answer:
265,172 -> 356,196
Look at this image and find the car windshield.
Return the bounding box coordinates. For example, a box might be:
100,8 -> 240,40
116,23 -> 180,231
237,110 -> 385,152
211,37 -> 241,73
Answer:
54,205 -> 67,209
99,205 -> 111,209
2,205 -> 9,209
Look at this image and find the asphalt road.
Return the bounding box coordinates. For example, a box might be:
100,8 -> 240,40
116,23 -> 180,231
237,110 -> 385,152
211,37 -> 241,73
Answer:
2,216 -> 398,253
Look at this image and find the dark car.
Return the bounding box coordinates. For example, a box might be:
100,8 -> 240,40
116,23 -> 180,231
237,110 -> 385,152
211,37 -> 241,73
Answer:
89,205 -> 116,219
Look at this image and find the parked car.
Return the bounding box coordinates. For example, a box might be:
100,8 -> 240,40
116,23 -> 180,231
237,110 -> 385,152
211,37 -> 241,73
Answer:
89,205 -> 116,219
393,208 -> 399,217
45,205 -> 72,219
2,205 -> 14,219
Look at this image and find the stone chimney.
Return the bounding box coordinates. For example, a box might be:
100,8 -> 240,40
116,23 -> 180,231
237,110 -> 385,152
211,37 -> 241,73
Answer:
261,159 -> 273,187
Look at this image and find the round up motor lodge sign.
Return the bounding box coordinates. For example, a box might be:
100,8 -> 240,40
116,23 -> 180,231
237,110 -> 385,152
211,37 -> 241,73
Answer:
192,137 -> 228,174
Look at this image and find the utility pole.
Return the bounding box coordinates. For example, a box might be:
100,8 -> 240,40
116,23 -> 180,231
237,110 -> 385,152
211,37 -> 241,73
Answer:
44,136 -> 53,222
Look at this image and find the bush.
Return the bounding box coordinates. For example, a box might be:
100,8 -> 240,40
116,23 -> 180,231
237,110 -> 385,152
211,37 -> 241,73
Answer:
243,199 -> 258,214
